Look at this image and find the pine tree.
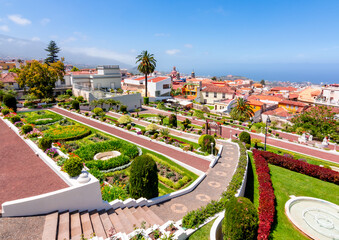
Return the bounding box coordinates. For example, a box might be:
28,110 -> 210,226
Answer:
45,40 -> 60,64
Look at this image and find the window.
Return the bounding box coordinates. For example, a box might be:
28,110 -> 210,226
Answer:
296,106 -> 298,110
286,104 -> 289,108
155,90 -> 160,97
206,92 -> 209,97
214,92 -> 217,98
222,93 -> 225,98
163,84 -> 170,89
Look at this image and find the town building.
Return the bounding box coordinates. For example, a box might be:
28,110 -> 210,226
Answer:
200,83 -> 235,104
0,72 -> 20,89
298,86 -> 322,104
278,100 -> 307,113
315,84 -> 339,107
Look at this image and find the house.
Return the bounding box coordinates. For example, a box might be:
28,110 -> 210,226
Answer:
248,99 -> 266,122
262,107 -> 294,126
200,83 -> 235,104
213,98 -> 237,113
278,100 -> 307,113
315,84 -> 339,107
0,72 -> 20,89
270,86 -> 298,93
248,94 -> 283,105
298,87 -> 322,104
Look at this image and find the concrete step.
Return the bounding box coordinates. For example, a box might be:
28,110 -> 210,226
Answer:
80,211 -> 93,239
122,207 -> 140,229
57,211 -> 70,240
70,211 -> 82,240
89,210 -> 107,238
142,206 -> 165,226
99,211 -> 115,237
42,211 -> 59,240
114,208 -> 134,234
130,207 -> 149,227
107,209 -> 126,234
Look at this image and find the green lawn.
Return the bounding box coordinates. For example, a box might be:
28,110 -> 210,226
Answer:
188,219 -> 215,240
245,153 -> 339,240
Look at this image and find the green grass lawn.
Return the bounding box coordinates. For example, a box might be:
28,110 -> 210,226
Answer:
188,219 -> 215,240
245,153 -> 339,240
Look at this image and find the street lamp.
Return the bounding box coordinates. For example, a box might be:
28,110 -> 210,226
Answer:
264,116 -> 271,151
211,142 -> 214,156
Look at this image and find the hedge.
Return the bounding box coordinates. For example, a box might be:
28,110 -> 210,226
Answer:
85,155 -> 130,171
44,125 -> 91,141
252,150 -> 275,240
26,113 -> 63,125
182,140 -> 248,229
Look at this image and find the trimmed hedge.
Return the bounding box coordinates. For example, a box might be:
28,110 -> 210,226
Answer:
71,100 -> 80,110
38,137 -> 53,151
85,155 -> 130,171
129,154 -> 158,199
223,197 -> 258,240
10,115 -> 21,124
239,131 -> 251,145
3,94 -> 17,112
44,125 -> 91,141
169,114 -> 177,127
198,134 -> 215,154
252,150 -> 275,240
182,140 -> 248,229
21,124 -> 33,134
64,156 -> 83,177
1,108 -> 10,115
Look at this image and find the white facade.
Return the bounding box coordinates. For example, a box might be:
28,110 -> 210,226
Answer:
316,85 -> 339,107
148,77 -> 171,97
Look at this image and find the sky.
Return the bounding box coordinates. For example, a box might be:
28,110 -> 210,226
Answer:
0,0 -> 339,83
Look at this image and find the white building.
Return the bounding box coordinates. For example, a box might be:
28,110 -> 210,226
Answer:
315,84 -> 339,107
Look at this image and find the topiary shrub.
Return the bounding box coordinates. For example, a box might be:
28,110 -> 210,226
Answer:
21,124 -> 33,134
63,156 -> 83,177
146,123 -> 158,133
10,115 -> 21,123
93,107 -> 103,115
223,196 -> 258,240
118,115 -> 132,125
76,96 -> 84,102
66,89 -> 73,96
169,114 -> 177,127
129,154 -> 158,199
1,108 -> 10,115
143,97 -> 149,105
38,137 -> 52,151
239,131 -> 251,145
120,105 -> 127,113
71,100 -> 80,110
3,94 -> 17,112
198,134 -> 216,154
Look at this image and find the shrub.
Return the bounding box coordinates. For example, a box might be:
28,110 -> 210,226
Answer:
1,108 -> 10,115
251,138 -> 262,145
45,148 -> 58,158
245,143 -> 251,150
63,156 -> 83,177
169,114 -> 177,127
3,94 -> 17,112
146,123 -> 158,133
198,130 -> 202,135
66,89 -> 73,96
21,124 -> 33,134
38,137 -> 53,151
143,97 -> 149,105
198,134 -> 215,154
275,133 -> 279,137
120,105 -> 127,113
239,131 -> 251,144
85,112 -> 89,116
93,107 -> 104,116
77,96 -> 84,102
153,133 -> 158,139
126,124 -> 132,130
193,110 -> 205,119
129,155 -> 158,199
118,115 -> 132,125
71,100 -> 80,110
223,197 -> 258,240
10,115 -> 21,123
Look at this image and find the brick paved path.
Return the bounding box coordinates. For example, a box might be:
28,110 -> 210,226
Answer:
0,119 -> 68,212
51,108 -> 210,172
142,107 -> 339,164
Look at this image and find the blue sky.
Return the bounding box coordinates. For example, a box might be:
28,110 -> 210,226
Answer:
1,0 -> 339,83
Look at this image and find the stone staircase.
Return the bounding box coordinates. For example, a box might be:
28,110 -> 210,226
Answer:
42,206 -> 165,240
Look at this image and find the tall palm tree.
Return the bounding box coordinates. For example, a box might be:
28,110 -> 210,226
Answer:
230,98 -> 254,121
135,50 -> 157,98
105,99 -> 116,110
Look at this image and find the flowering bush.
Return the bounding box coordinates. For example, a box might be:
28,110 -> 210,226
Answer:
44,125 -> 91,141
25,128 -> 43,138
101,183 -> 128,202
252,150 -> 275,240
14,121 -> 24,128
45,148 -> 59,158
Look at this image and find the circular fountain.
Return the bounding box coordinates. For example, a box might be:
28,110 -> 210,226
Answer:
94,151 -> 121,160
285,196 -> 339,239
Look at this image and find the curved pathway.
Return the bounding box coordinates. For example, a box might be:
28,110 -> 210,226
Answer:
50,108 -> 210,172
0,119 -> 68,212
141,106 -> 339,164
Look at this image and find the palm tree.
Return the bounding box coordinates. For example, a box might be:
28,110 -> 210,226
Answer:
97,99 -> 105,109
105,99 -> 116,110
230,98 -> 254,121
90,100 -> 99,108
135,50 -> 157,99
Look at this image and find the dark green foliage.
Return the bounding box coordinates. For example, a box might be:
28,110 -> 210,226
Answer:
63,156 -> 83,177
169,114 -> 177,127
246,143 -> 251,150
182,118 -> 191,130
120,105 -> 127,113
198,134 -> 215,154
38,137 -> 52,151
88,167 -> 104,182
76,96 -> 84,102
1,109 -> 10,115
86,155 -> 130,171
45,40 -> 60,63
10,115 -> 21,123
129,155 -> 158,199
144,97 -> 149,105
3,94 -> 17,112
93,107 -> 104,116
71,100 -> 80,110
239,131 -> 251,144
66,89 -> 72,96
21,124 -> 33,134
223,197 -> 258,240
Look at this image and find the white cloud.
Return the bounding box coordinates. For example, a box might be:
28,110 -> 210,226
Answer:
166,49 -> 180,55
0,25 -> 10,32
31,37 -> 40,41
64,47 -> 135,65
155,33 -> 170,37
130,49 -> 137,53
40,18 -> 50,26
184,44 -> 193,48
73,32 -> 87,40
62,36 -> 77,43
8,14 -> 31,26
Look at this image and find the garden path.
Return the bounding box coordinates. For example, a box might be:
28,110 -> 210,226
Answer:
141,107 -> 339,164
50,108 -> 210,172
0,119 -> 68,212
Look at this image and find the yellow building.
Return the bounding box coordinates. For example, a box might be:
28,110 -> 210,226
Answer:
248,99 -> 265,113
278,100 -> 307,114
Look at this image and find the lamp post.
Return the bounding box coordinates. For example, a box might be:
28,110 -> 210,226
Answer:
264,116 -> 271,151
211,142 -> 214,156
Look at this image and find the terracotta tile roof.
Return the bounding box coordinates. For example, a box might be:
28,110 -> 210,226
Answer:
248,95 -> 284,102
288,93 -> 299,99
298,87 -> 322,103
241,87 -> 252,91
201,84 -> 234,94
248,99 -> 265,106
263,107 -> 293,118
70,70 -> 98,75
279,99 -> 307,107
149,77 -> 169,83
270,86 -> 297,92
0,72 -> 18,83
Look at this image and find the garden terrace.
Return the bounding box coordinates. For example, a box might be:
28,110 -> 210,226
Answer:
43,125 -> 92,141
18,110 -> 63,125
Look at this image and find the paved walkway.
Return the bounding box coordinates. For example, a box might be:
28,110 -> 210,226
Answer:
142,107 -> 339,164
0,119 -> 68,212
50,108 -> 210,172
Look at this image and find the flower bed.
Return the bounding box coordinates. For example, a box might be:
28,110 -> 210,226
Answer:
252,150 -> 275,240
43,125 -> 91,141
22,111 -> 63,125
254,150 -> 339,185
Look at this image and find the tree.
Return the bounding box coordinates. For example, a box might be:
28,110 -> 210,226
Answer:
45,40 -> 60,64
71,66 -> 80,72
16,60 -> 65,99
260,79 -> 265,86
157,114 -> 166,125
230,98 -> 254,121
105,99 -> 116,110
135,50 -> 157,100
8,67 -> 20,73
211,76 -> 217,81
